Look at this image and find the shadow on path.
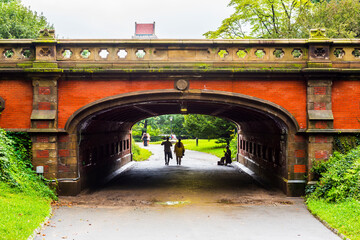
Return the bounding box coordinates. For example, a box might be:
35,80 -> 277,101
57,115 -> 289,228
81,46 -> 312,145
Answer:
61,144 -> 288,207
36,145 -> 340,240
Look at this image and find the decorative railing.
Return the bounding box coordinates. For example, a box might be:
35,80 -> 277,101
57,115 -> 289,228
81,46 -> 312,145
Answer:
1,29 -> 360,71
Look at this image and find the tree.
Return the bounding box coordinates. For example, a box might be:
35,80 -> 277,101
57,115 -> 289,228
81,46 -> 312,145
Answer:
0,0 -> 53,39
132,115 -> 187,140
132,114 -> 236,143
308,0 -> 360,38
184,115 -> 236,144
204,0 -> 312,39
204,0 -> 360,39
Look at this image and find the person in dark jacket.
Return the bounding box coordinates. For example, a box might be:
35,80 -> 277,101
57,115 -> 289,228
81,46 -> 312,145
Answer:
161,137 -> 173,165
224,145 -> 232,165
218,145 -> 232,166
141,132 -> 148,146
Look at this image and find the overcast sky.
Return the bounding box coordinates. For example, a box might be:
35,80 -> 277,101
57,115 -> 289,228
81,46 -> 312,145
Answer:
21,0 -> 234,39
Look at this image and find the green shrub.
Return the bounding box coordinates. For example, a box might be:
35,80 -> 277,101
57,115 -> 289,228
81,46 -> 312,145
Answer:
0,129 -> 56,199
307,146 -> 360,202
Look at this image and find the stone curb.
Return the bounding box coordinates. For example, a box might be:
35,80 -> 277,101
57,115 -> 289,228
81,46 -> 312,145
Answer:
103,161 -> 136,184
231,161 -> 270,189
305,204 -> 351,240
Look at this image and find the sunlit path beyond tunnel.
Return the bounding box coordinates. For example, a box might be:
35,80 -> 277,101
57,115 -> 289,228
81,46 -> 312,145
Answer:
60,144 -> 287,207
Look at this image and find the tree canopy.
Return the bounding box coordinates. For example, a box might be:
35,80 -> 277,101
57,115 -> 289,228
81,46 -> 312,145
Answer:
184,115 -> 236,144
0,0 -> 53,39
204,0 -> 360,39
307,0 -> 360,38
132,114 -> 236,143
132,115 -> 188,141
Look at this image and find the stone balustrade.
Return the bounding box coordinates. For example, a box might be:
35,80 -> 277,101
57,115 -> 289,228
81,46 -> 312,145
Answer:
1,37 -> 360,71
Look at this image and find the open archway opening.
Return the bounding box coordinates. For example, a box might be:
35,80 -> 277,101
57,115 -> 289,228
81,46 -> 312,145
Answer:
64,90 -> 300,196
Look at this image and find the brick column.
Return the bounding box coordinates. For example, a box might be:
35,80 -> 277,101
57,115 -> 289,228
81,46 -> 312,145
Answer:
286,134 -> 307,196
306,79 -> 334,181
31,135 -> 57,179
57,133 -> 78,179
29,74 -> 60,180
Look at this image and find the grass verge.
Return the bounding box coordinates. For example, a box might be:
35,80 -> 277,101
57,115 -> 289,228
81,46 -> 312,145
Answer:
179,139 -> 227,158
306,198 -> 360,240
151,139 -> 233,159
133,141 -> 153,161
0,182 -> 52,240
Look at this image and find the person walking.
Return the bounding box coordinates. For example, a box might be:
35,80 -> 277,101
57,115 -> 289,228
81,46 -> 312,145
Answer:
174,139 -> 185,165
161,137 -> 172,165
141,132 -> 148,146
146,133 -> 151,145
224,145 -> 232,166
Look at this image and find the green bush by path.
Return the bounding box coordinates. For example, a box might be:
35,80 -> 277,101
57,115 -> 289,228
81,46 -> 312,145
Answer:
307,146 -> 360,202
132,140 -> 152,161
0,129 -> 56,239
0,182 -> 52,240
307,198 -> 360,240
305,146 -> 360,240
0,129 -> 56,199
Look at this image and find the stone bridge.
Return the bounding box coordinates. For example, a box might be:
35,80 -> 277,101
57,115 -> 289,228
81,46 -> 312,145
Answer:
1,29 -> 360,196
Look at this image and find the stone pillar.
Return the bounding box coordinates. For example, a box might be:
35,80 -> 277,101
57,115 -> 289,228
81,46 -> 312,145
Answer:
305,29 -> 335,183
27,29 -> 80,195
29,74 -> 60,180
287,133 -> 307,196
57,132 -> 80,195
306,79 -> 334,181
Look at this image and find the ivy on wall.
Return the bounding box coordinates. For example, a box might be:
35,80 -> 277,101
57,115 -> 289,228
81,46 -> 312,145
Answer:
334,133 -> 360,154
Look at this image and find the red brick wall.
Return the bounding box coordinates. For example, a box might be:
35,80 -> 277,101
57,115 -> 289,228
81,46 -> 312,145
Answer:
333,81 -> 360,129
58,79 -> 307,129
58,80 -> 173,128
191,80 -> 307,129
0,80 -> 32,129
2,79 -> 360,131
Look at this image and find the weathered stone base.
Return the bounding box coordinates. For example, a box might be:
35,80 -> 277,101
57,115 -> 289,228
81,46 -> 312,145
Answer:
238,155 -> 305,197
58,179 -> 81,196
286,181 -> 306,197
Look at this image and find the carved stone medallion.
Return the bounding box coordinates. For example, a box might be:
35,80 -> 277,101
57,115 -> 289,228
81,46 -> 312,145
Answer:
175,79 -> 189,91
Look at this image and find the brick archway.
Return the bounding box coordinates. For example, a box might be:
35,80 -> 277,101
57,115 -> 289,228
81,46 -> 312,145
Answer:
60,89 -> 302,195
65,89 -> 300,133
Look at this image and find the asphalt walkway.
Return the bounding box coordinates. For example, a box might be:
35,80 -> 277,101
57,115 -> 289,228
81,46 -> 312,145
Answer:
34,144 -> 340,240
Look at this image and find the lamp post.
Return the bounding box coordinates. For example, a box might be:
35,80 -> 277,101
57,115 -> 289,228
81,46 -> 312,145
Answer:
170,116 -> 173,136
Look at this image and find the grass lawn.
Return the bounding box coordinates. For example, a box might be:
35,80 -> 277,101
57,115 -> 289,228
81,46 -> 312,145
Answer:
0,182 -> 52,240
306,198 -> 360,240
152,139 -> 228,158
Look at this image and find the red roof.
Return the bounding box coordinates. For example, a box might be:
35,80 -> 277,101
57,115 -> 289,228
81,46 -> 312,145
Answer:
135,23 -> 154,35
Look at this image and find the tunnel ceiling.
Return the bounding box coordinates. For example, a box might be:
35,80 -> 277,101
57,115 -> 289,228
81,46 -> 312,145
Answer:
82,100 -> 287,134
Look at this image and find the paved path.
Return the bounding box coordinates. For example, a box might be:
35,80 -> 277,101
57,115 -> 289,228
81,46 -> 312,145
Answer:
35,144 -> 340,240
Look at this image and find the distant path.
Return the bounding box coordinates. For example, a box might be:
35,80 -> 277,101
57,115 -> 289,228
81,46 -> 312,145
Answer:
35,144 -> 340,240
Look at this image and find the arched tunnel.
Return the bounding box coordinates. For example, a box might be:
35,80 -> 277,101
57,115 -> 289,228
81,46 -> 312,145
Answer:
65,89 -> 300,196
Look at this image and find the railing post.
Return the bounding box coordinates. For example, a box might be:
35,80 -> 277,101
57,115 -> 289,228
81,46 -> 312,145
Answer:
32,28 -> 58,69
307,29 -> 333,68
